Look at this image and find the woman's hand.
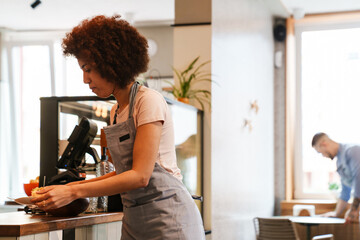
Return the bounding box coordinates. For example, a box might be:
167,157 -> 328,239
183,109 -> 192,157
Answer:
31,185 -> 77,211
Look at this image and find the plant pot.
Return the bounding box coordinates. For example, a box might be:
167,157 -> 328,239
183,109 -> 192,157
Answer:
177,97 -> 189,104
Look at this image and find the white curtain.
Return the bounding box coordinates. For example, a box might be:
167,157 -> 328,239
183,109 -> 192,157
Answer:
0,31 -> 89,203
0,38 -> 22,203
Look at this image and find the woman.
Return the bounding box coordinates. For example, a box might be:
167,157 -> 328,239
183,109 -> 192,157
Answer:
32,15 -> 205,239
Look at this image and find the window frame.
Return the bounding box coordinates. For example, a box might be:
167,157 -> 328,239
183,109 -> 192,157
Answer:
292,15 -> 360,199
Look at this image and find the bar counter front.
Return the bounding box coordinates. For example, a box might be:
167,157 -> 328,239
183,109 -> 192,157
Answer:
0,211 -> 123,240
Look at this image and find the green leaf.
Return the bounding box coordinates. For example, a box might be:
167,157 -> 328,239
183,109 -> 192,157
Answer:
172,66 -> 181,79
193,60 -> 211,75
182,56 -> 200,76
169,56 -> 216,109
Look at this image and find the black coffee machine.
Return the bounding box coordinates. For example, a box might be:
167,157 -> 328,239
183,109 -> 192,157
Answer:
46,116 -> 122,212
48,116 -> 99,184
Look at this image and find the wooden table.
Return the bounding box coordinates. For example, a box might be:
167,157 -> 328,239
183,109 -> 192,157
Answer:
0,211 -> 123,240
289,216 -> 345,240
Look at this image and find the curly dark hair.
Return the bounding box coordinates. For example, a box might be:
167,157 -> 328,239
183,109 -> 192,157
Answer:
62,15 -> 149,89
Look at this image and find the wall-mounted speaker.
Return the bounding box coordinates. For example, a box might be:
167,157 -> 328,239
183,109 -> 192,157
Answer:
273,23 -> 286,42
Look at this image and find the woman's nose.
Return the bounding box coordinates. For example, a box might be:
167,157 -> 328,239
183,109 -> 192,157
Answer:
83,72 -> 90,84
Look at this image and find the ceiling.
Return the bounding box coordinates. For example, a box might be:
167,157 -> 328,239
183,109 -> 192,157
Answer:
1,0 -> 360,31
0,0 -> 175,31
281,0 -> 360,15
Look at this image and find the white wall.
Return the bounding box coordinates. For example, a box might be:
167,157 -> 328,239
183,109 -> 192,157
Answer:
211,0 -> 275,239
137,26 -> 173,77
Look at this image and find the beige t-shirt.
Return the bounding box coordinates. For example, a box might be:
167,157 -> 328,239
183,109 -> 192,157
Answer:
110,86 -> 182,181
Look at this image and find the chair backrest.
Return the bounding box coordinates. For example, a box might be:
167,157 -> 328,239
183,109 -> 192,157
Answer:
253,217 -> 300,240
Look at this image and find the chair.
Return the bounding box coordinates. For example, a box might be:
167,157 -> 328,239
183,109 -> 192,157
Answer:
192,195 -> 211,235
253,217 -> 334,240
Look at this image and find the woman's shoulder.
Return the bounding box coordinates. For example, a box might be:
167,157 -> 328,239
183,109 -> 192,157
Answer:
134,85 -> 168,126
136,86 -> 167,106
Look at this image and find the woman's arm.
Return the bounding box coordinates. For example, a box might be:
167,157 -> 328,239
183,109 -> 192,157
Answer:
33,121 -> 162,210
66,171 -> 116,185
77,121 -> 162,194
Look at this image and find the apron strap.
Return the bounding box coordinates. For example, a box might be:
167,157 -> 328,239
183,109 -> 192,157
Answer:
128,81 -> 139,119
112,81 -> 140,124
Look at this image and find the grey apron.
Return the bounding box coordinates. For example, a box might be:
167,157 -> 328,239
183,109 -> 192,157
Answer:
104,82 -> 205,240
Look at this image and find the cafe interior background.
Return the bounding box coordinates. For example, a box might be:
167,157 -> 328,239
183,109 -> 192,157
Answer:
2,0 -> 360,239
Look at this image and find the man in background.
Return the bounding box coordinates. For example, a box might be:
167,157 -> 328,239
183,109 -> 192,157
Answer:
312,132 -> 360,223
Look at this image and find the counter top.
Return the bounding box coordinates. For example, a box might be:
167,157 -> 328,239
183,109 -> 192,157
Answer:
0,211 -> 123,237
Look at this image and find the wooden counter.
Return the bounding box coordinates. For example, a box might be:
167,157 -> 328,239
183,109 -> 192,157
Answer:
0,211 -> 123,239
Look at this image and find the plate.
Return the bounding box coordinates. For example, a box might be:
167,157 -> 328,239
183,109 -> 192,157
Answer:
14,197 -> 34,206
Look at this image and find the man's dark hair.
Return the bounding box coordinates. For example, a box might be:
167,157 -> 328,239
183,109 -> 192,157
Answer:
311,132 -> 327,147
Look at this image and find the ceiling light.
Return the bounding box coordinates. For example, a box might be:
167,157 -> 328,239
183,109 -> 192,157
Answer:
31,0 -> 42,9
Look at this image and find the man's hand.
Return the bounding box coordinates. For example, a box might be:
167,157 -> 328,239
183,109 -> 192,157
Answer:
319,211 -> 337,218
345,208 -> 359,224
344,197 -> 360,224
320,199 -> 348,218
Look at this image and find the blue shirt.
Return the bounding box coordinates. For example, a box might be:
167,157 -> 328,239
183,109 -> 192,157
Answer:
337,144 -> 360,202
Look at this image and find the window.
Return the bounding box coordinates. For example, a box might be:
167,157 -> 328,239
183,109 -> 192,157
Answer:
0,32 -> 92,202
12,45 -> 52,189
294,21 -> 360,199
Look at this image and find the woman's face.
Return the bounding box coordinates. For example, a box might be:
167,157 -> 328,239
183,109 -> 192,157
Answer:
77,58 -> 115,98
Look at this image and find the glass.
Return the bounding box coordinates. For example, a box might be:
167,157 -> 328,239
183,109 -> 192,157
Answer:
58,100 -> 113,161
96,158 -> 114,212
0,40 -> 95,202
11,45 -> 51,196
39,96 -> 116,187
299,27 -> 360,197
169,102 -> 203,213
86,197 -> 98,213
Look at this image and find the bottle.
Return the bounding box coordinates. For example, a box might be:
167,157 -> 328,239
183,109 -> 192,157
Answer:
96,148 -> 114,212
85,172 -> 98,213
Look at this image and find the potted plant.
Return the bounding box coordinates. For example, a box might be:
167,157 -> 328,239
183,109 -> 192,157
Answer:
328,182 -> 340,199
166,56 -> 213,110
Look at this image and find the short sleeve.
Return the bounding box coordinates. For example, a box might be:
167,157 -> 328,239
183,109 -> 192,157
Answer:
339,182 -> 351,202
134,88 -> 168,127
